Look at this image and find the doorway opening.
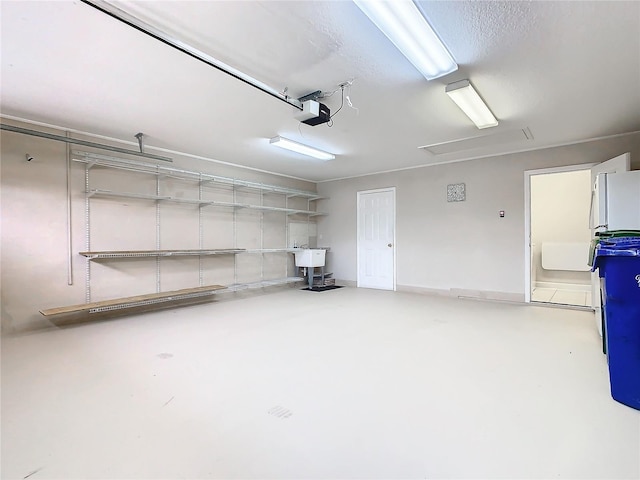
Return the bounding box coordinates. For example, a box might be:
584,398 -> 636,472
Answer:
525,166 -> 593,307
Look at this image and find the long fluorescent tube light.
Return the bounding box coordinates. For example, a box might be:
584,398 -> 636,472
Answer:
269,136 -> 335,161
353,0 -> 457,80
445,79 -> 498,129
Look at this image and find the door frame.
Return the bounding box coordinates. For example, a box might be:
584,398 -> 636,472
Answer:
357,187 -> 397,290
523,164 -> 596,303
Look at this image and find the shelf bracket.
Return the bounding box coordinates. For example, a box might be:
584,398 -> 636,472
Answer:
135,132 -> 145,153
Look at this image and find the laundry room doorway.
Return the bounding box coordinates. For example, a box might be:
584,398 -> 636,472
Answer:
525,165 -> 594,307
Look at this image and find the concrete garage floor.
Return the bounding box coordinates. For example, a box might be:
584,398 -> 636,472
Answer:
2,287 -> 639,479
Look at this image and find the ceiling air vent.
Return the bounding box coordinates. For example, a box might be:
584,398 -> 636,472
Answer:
419,127 -> 533,156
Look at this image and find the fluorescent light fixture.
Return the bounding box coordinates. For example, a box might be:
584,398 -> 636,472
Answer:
269,136 -> 335,161
353,0 -> 457,80
445,79 -> 498,129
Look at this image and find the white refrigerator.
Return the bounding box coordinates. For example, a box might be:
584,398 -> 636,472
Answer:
593,170 -> 640,232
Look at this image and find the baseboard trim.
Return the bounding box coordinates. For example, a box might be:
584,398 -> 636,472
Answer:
396,285 -> 450,297
396,284 -> 525,303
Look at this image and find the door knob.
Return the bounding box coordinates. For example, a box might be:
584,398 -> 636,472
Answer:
388,243 -> 393,247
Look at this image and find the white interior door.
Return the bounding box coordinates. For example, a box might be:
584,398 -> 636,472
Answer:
590,153 -> 631,333
357,188 -> 395,290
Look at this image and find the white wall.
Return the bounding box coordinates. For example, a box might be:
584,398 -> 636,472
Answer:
4,121 -> 639,334
317,133 -> 640,301
530,170 -> 592,286
1,120 -> 317,334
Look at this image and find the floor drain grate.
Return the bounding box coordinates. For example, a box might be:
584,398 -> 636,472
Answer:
267,405 -> 292,418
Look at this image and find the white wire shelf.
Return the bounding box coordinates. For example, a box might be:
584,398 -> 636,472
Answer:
79,249 -> 302,259
73,151 -> 327,200
79,249 -> 246,259
40,284 -> 227,316
242,248 -> 297,254
87,189 -> 326,215
219,277 -> 305,292
69,149 -> 327,321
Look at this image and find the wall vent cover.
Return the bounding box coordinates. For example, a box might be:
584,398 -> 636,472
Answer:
419,127 -> 533,156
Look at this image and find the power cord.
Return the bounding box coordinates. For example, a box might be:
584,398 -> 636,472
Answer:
327,85 -> 345,127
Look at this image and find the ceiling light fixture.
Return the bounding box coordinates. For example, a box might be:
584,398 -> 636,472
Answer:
269,136 -> 335,161
353,0 -> 457,80
445,79 -> 498,129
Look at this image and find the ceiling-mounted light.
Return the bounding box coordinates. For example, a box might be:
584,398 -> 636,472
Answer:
445,79 -> 498,129
269,136 -> 335,161
353,0 -> 457,80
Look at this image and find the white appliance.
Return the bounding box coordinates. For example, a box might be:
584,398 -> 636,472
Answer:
591,168 -> 640,345
593,170 -> 640,232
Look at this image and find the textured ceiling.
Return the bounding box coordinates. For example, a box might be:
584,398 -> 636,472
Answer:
1,1 -> 639,182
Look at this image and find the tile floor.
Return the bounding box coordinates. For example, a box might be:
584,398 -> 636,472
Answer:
532,287 -> 592,307
2,287 -> 639,479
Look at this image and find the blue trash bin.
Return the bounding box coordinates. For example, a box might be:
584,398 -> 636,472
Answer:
592,237 -> 640,410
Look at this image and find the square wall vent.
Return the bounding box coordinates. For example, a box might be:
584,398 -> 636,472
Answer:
419,127 -> 533,156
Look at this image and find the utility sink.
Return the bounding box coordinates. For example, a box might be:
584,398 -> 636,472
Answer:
294,249 -> 326,267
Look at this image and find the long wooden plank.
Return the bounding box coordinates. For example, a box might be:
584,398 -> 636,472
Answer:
40,285 -> 226,316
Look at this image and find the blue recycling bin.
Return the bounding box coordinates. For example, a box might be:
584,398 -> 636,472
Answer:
592,237 -> 640,410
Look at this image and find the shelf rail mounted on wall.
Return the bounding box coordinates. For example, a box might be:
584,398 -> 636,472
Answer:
0,124 -> 172,162
39,151 -> 326,317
